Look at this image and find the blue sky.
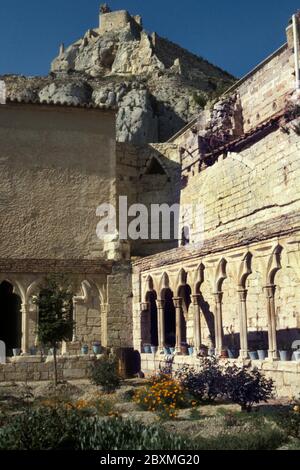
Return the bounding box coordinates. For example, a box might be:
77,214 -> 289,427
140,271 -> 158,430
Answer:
0,0 -> 299,78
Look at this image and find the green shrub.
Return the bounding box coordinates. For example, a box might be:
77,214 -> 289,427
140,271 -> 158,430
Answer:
0,408 -> 195,450
176,359 -> 274,411
175,357 -> 225,402
196,427 -> 285,450
89,355 -> 121,393
78,417 -> 195,450
271,410 -> 300,439
224,365 -> 274,411
281,439 -> 300,450
0,407 -> 81,450
192,92 -> 208,108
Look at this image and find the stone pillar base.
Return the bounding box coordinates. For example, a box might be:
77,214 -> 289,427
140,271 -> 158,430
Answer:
239,349 -> 248,359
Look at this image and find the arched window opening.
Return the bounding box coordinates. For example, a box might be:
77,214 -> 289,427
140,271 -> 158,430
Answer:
0,281 -> 22,356
163,289 -> 176,348
146,291 -> 158,346
181,226 -> 190,246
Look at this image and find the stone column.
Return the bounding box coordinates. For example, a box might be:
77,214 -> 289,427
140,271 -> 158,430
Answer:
156,299 -> 165,351
192,294 -> 201,352
173,297 -> 183,352
214,291 -> 224,356
21,302 -> 29,354
34,304 -> 39,347
72,299 -> 78,342
238,288 -> 248,359
265,285 -> 278,360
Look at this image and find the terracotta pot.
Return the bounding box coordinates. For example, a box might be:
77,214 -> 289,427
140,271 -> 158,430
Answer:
220,349 -> 228,358
180,344 -> 188,355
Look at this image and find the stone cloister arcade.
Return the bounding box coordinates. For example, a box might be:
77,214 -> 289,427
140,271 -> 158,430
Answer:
134,237 -> 300,360
0,275 -> 107,356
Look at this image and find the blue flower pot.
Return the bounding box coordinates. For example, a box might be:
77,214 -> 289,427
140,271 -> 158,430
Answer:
81,345 -> 89,355
249,351 -> 258,360
294,351 -> 300,362
164,347 -> 171,355
188,347 -> 194,356
279,350 -> 291,361
227,348 -> 238,359
93,345 -> 101,355
257,350 -> 267,360
169,347 -> 175,354
151,346 -> 158,354
143,345 -> 151,354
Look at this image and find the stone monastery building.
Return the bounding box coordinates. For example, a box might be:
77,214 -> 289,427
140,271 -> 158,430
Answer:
0,6 -> 300,396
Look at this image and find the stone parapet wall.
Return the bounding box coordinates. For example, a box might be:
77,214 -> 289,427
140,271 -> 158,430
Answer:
0,259 -> 113,274
0,355 -> 98,382
237,45 -> 294,133
140,354 -> 300,398
180,126 -> 300,246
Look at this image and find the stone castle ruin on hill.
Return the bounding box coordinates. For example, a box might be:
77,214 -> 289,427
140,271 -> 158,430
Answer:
0,6 -> 300,396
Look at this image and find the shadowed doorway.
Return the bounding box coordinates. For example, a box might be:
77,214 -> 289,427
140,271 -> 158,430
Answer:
146,291 -> 158,346
0,281 -> 22,356
163,289 -> 176,347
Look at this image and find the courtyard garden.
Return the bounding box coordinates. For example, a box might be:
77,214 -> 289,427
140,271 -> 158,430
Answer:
0,355 -> 300,451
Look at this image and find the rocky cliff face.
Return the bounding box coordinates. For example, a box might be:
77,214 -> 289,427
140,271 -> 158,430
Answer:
2,8 -> 235,143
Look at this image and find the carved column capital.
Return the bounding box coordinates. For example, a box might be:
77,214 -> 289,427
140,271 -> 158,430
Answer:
173,297 -> 183,309
191,294 -> 201,306
213,291 -> 223,303
156,299 -> 165,309
264,284 -> 276,298
21,303 -> 29,313
237,288 -> 248,302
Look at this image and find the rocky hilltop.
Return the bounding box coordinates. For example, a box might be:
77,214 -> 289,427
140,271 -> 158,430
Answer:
2,5 -> 235,143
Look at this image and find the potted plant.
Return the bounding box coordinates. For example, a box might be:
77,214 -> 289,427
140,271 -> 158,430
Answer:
180,342 -> 189,355
294,348 -> 300,362
199,344 -> 208,357
188,345 -> 194,356
164,345 -> 171,355
257,341 -> 268,361
248,342 -> 258,360
143,344 -> 151,354
278,342 -> 291,361
92,341 -> 102,355
220,348 -> 228,359
81,344 -> 89,355
169,347 -> 175,354
150,345 -> 158,354
29,346 -> 37,356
